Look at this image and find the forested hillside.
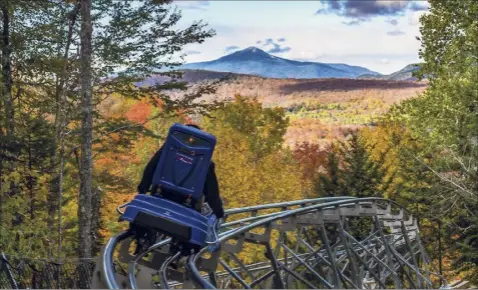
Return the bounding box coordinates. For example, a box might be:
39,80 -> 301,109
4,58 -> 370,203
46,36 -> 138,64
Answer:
0,0 -> 476,285
158,72 -> 428,147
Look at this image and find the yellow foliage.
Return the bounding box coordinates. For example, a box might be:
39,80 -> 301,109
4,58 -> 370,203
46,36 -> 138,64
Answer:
200,97 -> 311,264
203,116 -> 309,210
360,121 -> 429,202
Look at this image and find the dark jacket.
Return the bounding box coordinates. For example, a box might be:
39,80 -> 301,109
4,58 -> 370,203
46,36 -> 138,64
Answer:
137,147 -> 225,219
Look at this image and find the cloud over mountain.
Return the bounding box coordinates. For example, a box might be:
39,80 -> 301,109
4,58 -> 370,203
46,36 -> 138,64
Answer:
267,43 -> 291,54
256,37 -> 291,54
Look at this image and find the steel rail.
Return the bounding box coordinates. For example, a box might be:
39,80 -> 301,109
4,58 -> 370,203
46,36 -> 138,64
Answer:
187,197 -> 444,289
103,196 -> 357,289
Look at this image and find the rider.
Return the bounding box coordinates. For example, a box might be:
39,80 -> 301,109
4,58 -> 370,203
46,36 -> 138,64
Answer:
137,124 -> 225,219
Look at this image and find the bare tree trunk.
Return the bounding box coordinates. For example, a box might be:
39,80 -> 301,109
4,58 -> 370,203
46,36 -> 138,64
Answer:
1,1 -> 13,137
48,2 -> 80,258
78,0 -> 93,259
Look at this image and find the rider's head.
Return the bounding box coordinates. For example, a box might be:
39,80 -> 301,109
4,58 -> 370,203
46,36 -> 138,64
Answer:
186,124 -> 201,130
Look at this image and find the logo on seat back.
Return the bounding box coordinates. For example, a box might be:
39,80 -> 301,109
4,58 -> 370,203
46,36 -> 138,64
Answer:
176,154 -> 193,165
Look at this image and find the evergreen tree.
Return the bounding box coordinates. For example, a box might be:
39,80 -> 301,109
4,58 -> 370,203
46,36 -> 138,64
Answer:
318,131 -> 390,198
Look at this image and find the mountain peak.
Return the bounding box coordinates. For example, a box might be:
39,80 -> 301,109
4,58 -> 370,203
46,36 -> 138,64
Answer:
181,46 -> 381,79
243,46 -> 262,52
218,46 -> 274,62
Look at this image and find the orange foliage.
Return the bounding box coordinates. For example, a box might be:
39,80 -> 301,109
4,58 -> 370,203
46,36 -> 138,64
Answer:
110,133 -> 121,142
95,156 -> 115,168
125,100 -> 153,123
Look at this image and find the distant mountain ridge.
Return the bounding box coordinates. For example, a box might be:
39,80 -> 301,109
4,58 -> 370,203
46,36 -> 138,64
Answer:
358,64 -> 423,81
180,47 -> 381,79
137,68 -> 427,88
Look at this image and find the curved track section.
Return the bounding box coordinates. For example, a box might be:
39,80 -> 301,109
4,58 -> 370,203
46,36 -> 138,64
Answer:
91,197 -> 447,289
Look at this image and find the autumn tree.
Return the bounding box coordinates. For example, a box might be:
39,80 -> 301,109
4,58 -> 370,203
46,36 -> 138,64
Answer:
208,95 -> 289,160
292,142 -> 327,182
387,0 -> 478,281
0,0 -> 221,260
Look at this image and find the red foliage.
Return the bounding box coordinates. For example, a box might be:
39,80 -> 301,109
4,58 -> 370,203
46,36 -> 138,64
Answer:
292,142 -> 328,181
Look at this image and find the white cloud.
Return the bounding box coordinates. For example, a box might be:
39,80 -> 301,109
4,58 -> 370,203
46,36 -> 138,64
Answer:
409,10 -> 427,26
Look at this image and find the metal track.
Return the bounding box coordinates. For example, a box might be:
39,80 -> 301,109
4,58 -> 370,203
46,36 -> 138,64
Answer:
91,197 -> 448,289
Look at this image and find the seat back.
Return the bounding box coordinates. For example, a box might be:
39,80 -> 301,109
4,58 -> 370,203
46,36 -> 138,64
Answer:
152,123 -> 216,202
119,194 -> 210,247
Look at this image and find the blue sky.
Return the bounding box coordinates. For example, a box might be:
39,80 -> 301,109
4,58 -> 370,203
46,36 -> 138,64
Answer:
173,0 -> 430,75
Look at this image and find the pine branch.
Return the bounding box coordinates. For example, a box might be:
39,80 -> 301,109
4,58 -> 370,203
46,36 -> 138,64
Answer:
406,148 -> 476,197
